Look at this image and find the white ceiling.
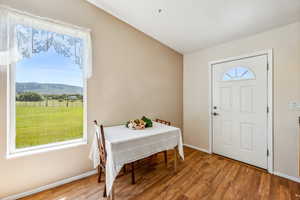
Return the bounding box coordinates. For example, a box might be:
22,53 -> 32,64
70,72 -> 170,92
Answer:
87,0 -> 300,53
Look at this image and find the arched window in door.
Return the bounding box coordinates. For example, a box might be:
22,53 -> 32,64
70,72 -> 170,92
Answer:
222,67 -> 255,81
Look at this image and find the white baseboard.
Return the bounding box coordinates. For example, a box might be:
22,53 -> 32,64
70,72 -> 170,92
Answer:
2,170 -> 98,200
184,144 -> 211,154
273,171 -> 300,183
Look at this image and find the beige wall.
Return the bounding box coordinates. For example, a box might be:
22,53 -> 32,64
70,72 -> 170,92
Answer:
184,22 -> 300,177
0,0 -> 183,197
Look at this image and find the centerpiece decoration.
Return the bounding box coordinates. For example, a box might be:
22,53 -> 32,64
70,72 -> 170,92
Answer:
126,116 -> 153,130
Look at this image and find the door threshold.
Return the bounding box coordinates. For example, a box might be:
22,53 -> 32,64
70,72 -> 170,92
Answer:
212,153 -> 268,173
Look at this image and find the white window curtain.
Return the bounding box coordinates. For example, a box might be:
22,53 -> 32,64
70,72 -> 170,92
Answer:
0,6 -> 92,79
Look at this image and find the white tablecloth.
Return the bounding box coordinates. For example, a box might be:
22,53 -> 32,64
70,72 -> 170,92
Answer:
89,122 -> 184,195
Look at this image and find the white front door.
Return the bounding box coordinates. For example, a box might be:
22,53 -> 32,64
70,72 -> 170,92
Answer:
212,55 -> 268,169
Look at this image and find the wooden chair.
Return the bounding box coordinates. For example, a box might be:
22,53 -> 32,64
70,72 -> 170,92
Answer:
155,119 -> 171,126
154,119 -> 171,167
93,120 -> 136,198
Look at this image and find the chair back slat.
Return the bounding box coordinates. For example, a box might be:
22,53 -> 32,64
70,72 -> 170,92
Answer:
155,119 -> 171,126
94,120 -> 107,168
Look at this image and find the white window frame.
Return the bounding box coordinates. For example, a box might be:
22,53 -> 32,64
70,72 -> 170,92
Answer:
6,55 -> 88,159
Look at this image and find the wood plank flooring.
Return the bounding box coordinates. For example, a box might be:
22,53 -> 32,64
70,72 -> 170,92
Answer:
20,147 -> 300,200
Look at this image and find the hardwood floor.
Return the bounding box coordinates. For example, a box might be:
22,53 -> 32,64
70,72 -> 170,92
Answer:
20,147 -> 300,200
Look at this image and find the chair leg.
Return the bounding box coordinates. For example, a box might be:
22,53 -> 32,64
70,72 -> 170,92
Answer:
98,165 -> 102,183
154,154 -> 158,164
123,165 -> 127,174
164,151 -> 168,167
149,154 -> 158,165
131,162 -> 136,184
102,169 -> 107,197
103,182 -> 107,197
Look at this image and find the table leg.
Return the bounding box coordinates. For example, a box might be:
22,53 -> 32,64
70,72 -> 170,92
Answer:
110,184 -> 115,200
174,147 -> 177,173
164,151 -> 168,168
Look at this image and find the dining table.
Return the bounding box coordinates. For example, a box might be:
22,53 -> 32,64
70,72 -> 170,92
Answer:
89,121 -> 184,199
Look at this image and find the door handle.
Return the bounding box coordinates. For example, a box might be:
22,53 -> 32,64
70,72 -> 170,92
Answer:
212,112 -> 219,116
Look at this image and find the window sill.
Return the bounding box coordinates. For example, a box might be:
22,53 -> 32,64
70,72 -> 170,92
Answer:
7,139 -> 88,159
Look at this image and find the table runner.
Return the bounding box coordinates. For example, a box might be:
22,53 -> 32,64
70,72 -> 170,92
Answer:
89,122 -> 184,195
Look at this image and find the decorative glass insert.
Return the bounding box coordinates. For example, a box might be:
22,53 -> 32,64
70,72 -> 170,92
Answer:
222,67 -> 255,81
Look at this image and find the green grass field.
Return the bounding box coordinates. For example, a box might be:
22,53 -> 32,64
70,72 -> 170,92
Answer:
16,101 -> 83,149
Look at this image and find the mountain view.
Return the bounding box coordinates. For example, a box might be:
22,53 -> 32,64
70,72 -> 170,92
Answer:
16,82 -> 83,95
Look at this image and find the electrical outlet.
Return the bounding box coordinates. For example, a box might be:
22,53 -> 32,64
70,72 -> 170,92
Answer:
289,102 -> 300,110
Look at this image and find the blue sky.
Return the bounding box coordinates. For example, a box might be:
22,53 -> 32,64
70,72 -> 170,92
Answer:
16,47 -> 83,87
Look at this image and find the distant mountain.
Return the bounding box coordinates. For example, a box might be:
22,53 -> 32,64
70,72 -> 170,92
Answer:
16,82 -> 83,95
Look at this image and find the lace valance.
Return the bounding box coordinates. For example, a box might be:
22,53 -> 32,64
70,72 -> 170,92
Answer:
0,6 -> 92,79
17,24 -> 84,67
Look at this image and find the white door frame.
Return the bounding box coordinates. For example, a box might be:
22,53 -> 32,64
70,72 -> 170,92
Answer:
208,49 -> 273,173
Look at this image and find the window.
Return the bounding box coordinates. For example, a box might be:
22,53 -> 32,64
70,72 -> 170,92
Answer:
1,8 -> 92,157
222,67 -> 255,81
